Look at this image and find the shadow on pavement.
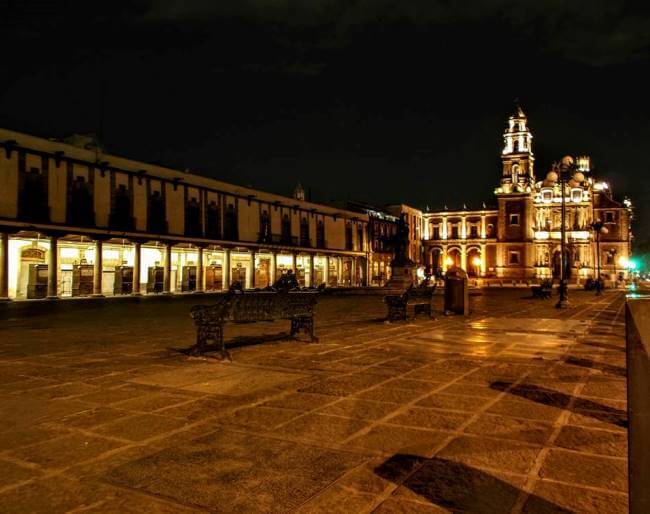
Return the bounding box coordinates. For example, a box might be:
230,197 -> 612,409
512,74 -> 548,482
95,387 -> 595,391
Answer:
563,356 -> 626,377
491,381 -> 627,428
374,454 -> 572,513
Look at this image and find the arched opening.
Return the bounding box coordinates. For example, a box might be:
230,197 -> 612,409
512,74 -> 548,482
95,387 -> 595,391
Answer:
552,249 -> 572,279
467,248 -> 481,277
431,248 -> 442,277
446,248 -> 461,269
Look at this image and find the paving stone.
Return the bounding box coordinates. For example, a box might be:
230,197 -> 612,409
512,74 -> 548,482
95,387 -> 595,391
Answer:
437,436 -> 543,475
538,449 -> 627,492
387,407 -> 469,432
8,432 -> 124,470
523,480 -> 627,513
416,392 -> 490,412
464,414 -> 555,445
347,425 -> 448,457
554,425 -> 627,457
0,458 -> 41,487
90,413 -> 191,442
317,397 -> 401,420
279,412 -> 369,444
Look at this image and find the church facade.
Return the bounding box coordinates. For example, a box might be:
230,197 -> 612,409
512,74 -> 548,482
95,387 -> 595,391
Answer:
422,106 -> 633,283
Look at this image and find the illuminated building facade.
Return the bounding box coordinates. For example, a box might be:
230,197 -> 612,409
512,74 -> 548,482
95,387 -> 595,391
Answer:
0,128 -> 370,300
422,106 -> 633,283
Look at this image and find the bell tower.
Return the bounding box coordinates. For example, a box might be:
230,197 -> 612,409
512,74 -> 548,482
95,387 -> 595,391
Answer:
500,103 -> 535,192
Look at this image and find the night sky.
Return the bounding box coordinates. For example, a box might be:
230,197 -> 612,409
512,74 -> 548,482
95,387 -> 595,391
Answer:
2,1 -> 649,240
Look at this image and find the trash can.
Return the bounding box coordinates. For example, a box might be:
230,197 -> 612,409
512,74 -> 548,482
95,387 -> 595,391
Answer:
444,266 -> 469,315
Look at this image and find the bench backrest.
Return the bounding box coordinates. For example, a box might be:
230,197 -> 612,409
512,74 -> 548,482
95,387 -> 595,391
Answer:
191,291 -> 318,323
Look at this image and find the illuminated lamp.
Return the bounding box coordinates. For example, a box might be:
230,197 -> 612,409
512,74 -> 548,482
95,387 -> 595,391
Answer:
444,256 -> 454,267
471,256 -> 481,267
618,256 -> 628,268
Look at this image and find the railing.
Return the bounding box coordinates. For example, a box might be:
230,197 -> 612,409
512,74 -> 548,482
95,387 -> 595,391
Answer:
626,297 -> 650,514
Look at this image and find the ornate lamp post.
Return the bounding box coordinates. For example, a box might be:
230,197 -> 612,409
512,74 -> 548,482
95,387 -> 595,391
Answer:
554,155 -> 579,309
591,220 -> 607,295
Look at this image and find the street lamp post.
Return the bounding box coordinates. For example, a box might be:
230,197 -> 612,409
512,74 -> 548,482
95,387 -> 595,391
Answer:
555,156 -> 577,309
591,220 -> 605,295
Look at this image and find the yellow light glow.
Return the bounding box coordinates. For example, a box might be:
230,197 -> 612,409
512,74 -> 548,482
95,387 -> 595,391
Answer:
618,256 -> 628,268
471,257 -> 481,267
60,248 -> 79,259
444,256 -> 454,267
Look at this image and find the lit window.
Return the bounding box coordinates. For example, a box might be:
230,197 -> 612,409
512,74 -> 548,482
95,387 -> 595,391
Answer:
509,214 -> 520,226
571,190 -> 582,202
509,251 -> 520,265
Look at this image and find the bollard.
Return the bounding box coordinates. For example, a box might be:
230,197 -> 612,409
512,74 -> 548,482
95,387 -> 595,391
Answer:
444,266 -> 469,316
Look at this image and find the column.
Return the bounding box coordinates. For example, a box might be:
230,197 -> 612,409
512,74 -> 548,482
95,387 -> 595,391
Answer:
480,243 -> 487,276
323,255 -> 330,285
132,242 -> 141,295
308,254 -> 314,287
222,249 -> 231,290
291,252 -> 297,272
442,245 -> 448,273
92,239 -> 103,296
270,252 -> 277,285
442,216 -> 448,239
481,215 -> 486,238
351,258 -> 357,287
337,256 -> 343,285
195,246 -> 204,292
0,233 -> 9,300
249,250 -> 256,289
461,216 -> 467,239
163,243 -> 172,293
461,244 -> 467,270
47,236 -> 58,299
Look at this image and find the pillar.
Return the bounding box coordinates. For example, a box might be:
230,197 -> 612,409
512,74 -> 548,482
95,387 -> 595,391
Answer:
249,250 -> 256,289
163,243 -> 172,293
92,239 -> 103,296
481,215 -> 487,239
442,216 -> 448,239
47,236 -> 58,299
323,255 -> 330,285
222,249 -> 231,290
461,216 -> 467,239
308,254 -> 314,287
270,252 -> 277,285
461,245 -> 467,271
132,242 -> 141,295
291,252 -> 297,272
351,258 -> 357,287
0,233 -> 9,300
442,245 -> 448,273
195,246 -> 204,292
337,256 -> 343,285
480,243 -> 487,276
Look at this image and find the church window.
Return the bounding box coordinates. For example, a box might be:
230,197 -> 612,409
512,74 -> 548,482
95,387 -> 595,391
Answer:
509,251 -> 520,265
604,211 -> 614,223
513,139 -> 519,152
509,214 -> 520,226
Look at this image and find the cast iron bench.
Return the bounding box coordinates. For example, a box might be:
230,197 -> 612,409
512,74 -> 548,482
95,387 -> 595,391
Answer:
384,284 -> 436,322
190,290 -> 319,359
531,280 -> 552,299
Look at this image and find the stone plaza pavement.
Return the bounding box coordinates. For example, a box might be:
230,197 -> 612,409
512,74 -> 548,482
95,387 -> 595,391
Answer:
0,290 -> 628,513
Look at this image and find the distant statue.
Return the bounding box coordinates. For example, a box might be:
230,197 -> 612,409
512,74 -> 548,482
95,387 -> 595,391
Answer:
387,214 -> 414,267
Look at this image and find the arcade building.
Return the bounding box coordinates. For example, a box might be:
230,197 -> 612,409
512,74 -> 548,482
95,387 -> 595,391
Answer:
0,129 -> 370,301
422,106 -> 633,283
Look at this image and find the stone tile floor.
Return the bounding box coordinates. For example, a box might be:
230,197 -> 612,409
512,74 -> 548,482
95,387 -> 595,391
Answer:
0,289 -> 628,513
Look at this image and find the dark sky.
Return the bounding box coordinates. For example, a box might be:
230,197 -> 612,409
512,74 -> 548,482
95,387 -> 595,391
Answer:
2,1 -> 649,240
